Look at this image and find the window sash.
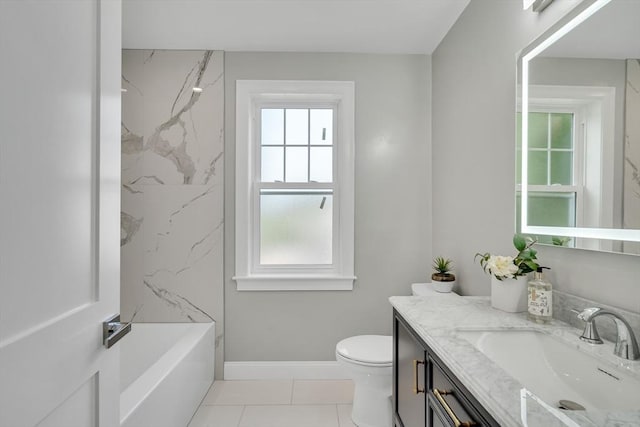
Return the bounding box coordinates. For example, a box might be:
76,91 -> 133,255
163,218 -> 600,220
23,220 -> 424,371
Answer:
256,102 -> 337,184
517,107 -> 582,185
518,185 -> 581,227
251,186 -> 341,273
517,184 -> 579,193
252,103 -> 341,273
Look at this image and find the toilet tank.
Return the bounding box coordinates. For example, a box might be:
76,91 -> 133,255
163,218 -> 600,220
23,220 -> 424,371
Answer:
411,283 -> 459,296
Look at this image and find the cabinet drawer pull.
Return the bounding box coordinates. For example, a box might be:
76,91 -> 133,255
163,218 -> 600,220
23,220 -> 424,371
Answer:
412,359 -> 425,394
433,389 -> 477,427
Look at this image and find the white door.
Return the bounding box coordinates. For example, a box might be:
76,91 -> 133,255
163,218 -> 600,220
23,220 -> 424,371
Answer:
0,1 -> 122,426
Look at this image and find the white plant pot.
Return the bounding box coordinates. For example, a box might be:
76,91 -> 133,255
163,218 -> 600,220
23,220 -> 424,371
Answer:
491,275 -> 528,312
432,280 -> 455,293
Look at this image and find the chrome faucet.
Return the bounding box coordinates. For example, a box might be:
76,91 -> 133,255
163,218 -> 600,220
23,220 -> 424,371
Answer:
574,307 -> 640,361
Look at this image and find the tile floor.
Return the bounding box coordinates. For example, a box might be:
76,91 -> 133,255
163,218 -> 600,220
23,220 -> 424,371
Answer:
188,379 -> 357,427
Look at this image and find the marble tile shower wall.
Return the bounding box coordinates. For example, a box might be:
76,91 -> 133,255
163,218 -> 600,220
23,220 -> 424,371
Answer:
623,59 -> 640,254
120,50 -> 224,365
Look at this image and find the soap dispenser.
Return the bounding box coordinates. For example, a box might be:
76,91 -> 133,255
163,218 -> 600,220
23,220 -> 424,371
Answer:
528,267 -> 552,324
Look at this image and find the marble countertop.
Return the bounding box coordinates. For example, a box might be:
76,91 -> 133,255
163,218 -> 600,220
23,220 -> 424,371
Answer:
389,295 -> 640,427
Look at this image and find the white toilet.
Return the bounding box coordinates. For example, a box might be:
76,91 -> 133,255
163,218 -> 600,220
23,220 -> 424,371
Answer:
335,335 -> 393,427
336,284 -> 458,427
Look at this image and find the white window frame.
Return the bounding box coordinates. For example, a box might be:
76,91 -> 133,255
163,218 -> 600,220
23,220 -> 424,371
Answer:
234,80 -> 355,291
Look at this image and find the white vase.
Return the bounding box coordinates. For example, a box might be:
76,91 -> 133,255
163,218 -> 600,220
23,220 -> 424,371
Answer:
491,275 -> 528,312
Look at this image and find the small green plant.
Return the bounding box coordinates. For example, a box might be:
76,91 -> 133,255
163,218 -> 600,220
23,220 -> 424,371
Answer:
552,236 -> 571,246
433,256 -> 453,274
432,256 -> 455,282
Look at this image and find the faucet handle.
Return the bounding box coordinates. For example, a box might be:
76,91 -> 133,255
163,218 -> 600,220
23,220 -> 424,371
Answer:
573,307 -> 604,344
579,319 -> 604,344
573,307 -> 602,322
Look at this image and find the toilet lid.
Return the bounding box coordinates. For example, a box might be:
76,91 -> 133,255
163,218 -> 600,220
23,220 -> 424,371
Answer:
336,335 -> 392,365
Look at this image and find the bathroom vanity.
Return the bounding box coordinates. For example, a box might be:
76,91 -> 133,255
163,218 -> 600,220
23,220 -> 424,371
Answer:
394,310 -> 498,427
390,295 -> 640,427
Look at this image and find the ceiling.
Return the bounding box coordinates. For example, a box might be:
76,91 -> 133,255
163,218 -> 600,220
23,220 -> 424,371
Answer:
122,0 -> 470,54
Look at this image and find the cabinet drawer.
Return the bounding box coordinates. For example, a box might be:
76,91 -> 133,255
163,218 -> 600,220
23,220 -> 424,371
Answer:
429,358 -> 482,427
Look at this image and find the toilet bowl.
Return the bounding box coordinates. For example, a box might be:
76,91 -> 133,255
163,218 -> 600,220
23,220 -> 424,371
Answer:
336,335 -> 392,427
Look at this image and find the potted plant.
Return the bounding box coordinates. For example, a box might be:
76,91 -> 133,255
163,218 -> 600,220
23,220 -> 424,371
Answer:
431,256 -> 456,293
474,234 -> 539,312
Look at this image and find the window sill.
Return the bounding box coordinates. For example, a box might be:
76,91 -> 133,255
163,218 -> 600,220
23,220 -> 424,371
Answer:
233,275 -> 356,291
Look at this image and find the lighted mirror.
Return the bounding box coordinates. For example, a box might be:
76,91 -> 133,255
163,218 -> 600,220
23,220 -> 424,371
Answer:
517,0 -> 640,254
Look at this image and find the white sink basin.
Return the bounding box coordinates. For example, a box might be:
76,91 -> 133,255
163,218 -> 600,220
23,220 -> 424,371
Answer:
457,329 -> 640,411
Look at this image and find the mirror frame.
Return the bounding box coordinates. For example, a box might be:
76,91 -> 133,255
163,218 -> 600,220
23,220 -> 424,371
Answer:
517,0 -> 640,247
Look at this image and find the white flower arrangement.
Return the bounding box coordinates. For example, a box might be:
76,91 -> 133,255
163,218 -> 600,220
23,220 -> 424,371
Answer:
485,255 -> 519,279
475,235 -> 539,281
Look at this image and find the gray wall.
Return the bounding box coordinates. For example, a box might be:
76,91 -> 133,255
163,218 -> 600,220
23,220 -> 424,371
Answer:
224,53 -> 431,361
432,0 -> 640,313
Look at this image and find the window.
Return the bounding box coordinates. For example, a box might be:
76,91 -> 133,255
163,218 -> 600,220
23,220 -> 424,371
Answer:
234,81 -> 355,291
516,109 -> 583,246
517,85 -> 616,248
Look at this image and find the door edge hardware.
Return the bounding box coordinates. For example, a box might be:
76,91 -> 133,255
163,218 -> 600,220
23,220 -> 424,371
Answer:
103,314 -> 132,349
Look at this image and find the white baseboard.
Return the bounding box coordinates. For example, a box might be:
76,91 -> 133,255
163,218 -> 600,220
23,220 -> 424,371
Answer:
224,361 -> 349,380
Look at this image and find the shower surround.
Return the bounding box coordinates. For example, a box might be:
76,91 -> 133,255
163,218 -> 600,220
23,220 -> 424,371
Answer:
624,59 -> 640,254
120,50 -> 224,375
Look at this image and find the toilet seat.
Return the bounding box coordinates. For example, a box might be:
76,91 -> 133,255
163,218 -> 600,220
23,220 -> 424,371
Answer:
336,335 -> 392,367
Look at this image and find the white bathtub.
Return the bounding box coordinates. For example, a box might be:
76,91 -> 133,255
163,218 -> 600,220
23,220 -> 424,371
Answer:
120,322 -> 215,427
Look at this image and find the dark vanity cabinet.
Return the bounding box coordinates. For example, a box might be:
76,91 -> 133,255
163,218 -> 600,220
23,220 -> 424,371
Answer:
394,312 -> 427,427
393,310 -> 499,427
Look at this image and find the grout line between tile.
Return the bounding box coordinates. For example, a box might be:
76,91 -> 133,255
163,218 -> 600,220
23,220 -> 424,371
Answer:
237,405 -> 246,427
